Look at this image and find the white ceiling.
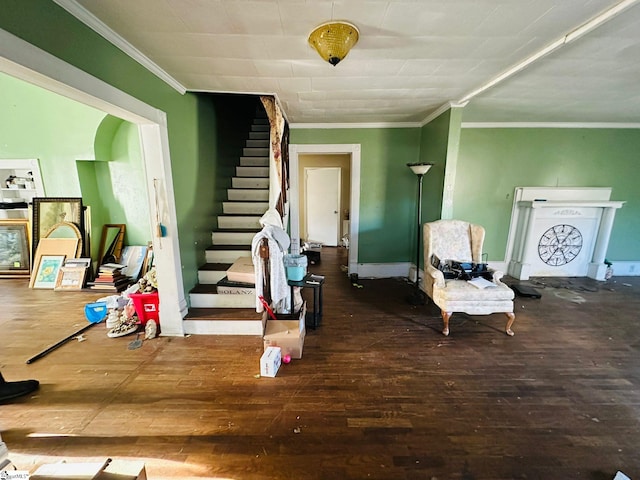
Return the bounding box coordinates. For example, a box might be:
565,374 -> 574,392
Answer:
59,0 -> 640,126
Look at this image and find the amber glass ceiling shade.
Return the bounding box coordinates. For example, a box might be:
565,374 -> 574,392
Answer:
308,21 -> 360,66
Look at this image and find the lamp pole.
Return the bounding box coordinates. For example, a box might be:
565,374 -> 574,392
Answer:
407,163 -> 433,305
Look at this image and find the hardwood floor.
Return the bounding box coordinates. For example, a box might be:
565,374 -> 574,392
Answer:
1,248 -> 640,479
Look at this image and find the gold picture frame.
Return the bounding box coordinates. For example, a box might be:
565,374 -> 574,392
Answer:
32,197 -> 83,260
54,265 -> 88,291
0,219 -> 31,277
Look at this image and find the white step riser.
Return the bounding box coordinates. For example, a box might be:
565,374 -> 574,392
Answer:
243,147 -> 269,157
189,293 -> 256,309
232,177 -> 269,189
249,132 -> 269,140
198,270 -> 227,284
218,217 -> 261,229
183,318 -> 265,336
245,139 -> 269,148
240,157 -> 269,166
211,231 -> 255,245
227,189 -> 269,201
237,166 -> 269,177
206,250 -> 249,263
223,202 -> 268,214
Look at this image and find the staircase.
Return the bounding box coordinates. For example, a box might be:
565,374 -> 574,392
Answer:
183,112 -> 270,335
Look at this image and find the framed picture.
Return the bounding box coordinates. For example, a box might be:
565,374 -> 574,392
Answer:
29,238 -> 80,288
32,197 -> 83,260
119,245 -> 148,280
54,265 -> 88,291
0,218 -> 31,276
64,257 -> 92,269
0,219 -> 31,277
33,255 -> 66,289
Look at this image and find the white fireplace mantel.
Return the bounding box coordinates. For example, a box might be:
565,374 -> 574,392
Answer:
506,188 -> 624,281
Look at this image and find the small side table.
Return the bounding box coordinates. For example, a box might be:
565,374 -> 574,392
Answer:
288,273 -> 324,329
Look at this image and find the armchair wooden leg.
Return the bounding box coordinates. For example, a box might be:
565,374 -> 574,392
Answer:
505,312 -> 515,336
441,311 -> 452,336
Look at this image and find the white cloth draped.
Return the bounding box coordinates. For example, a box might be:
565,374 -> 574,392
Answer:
252,210 -> 291,314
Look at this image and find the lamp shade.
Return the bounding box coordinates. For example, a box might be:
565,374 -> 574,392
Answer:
308,21 -> 359,66
407,163 -> 433,176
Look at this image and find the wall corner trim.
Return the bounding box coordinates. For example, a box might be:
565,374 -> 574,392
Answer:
420,102 -> 461,127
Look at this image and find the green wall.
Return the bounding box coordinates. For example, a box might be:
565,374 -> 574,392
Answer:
0,72 -> 104,196
291,121 -> 640,268
1,0 -> 219,292
94,120 -> 151,246
0,72 -> 153,263
419,109 -> 453,221
290,127 -> 421,263
456,128 -> 640,261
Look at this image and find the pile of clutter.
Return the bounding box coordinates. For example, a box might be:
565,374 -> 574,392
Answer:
99,268 -> 159,340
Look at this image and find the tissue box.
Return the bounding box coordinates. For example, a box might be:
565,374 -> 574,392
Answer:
260,346 -> 282,378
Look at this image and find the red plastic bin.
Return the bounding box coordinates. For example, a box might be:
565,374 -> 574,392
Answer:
129,292 -> 159,325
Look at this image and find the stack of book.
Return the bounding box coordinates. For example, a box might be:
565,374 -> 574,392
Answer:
87,263 -> 132,292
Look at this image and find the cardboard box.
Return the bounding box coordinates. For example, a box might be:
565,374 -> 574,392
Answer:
31,459 -> 146,480
97,460 -> 147,480
263,304 -> 306,359
226,256 -> 255,284
260,346 -> 281,377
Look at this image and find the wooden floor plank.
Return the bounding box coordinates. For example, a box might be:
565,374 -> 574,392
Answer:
1,247 -> 640,479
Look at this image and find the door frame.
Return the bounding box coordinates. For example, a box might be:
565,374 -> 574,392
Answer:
289,144 -> 361,275
0,27 -> 186,336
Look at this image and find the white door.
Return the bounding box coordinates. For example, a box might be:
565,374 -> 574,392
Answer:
305,167 -> 341,246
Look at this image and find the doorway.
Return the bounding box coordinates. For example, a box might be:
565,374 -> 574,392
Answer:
0,28 -> 186,335
289,144 -> 361,276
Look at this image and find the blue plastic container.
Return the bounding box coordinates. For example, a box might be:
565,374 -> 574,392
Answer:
84,301 -> 108,323
284,254 -> 307,281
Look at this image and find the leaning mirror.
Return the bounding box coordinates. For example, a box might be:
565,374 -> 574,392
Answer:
97,224 -> 126,266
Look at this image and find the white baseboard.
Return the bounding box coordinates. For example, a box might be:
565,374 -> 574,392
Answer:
609,261 -> 640,276
357,262 -> 411,279
355,260 -> 640,279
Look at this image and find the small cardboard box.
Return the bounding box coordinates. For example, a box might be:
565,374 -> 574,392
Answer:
226,256 -> 256,284
263,304 -> 306,359
31,459 -> 146,480
97,460 -> 147,480
260,346 -> 282,377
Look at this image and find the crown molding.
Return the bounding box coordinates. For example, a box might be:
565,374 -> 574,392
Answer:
461,122 -> 640,129
289,121 -> 421,129
51,0 -> 187,95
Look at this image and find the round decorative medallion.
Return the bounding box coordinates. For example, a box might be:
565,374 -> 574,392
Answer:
538,224 -> 583,266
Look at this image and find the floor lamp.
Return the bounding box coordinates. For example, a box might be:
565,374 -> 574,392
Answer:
407,162 -> 433,305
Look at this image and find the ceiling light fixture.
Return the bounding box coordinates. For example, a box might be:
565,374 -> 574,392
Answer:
308,21 -> 359,66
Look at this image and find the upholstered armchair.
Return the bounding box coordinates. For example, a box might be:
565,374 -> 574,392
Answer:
422,219 -> 516,336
